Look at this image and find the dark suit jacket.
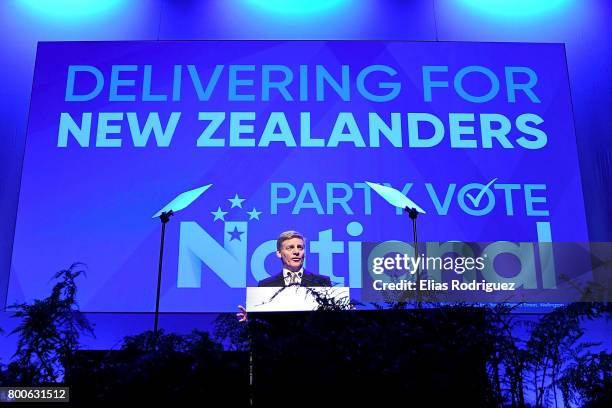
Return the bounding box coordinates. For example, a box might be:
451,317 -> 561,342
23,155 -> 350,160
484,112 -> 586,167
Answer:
258,270 -> 332,287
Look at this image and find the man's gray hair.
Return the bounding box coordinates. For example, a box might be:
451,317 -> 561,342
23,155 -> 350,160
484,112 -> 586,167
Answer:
276,230 -> 305,251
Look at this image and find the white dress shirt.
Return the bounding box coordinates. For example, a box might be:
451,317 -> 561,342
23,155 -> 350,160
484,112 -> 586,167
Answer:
283,267 -> 304,286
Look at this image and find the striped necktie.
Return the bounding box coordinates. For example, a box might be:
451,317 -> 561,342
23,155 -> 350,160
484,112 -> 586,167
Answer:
284,270 -> 303,286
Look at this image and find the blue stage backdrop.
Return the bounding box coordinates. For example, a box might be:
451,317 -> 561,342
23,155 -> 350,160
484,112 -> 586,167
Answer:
8,40 -> 587,312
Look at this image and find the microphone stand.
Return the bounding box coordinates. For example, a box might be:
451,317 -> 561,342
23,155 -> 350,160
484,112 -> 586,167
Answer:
154,210 -> 174,340
405,206 -> 422,307
149,183 -> 212,348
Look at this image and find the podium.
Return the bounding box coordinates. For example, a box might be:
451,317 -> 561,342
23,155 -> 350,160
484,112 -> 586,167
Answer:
246,286 -> 351,312
247,307 -> 489,406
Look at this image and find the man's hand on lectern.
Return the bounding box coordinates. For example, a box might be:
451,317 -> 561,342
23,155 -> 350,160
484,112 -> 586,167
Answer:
236,305 -> 248,322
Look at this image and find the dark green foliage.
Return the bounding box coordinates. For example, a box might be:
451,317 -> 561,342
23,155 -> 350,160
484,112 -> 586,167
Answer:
6,263 -> 93,385
0,267 -> 609,407
526,303 -> 611,408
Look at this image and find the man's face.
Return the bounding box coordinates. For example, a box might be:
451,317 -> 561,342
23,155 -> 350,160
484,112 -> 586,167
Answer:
277,237 -> 305,272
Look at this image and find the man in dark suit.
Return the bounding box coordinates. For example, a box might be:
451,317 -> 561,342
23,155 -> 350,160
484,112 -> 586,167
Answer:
237,230 -> 330,321
257,230 -> 331,287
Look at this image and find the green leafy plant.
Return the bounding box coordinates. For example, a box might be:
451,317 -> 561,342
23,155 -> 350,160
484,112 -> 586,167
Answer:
8,263 -> 93,384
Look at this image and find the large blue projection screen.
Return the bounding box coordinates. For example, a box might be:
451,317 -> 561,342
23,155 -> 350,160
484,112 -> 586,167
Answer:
9,41 -> 586,312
